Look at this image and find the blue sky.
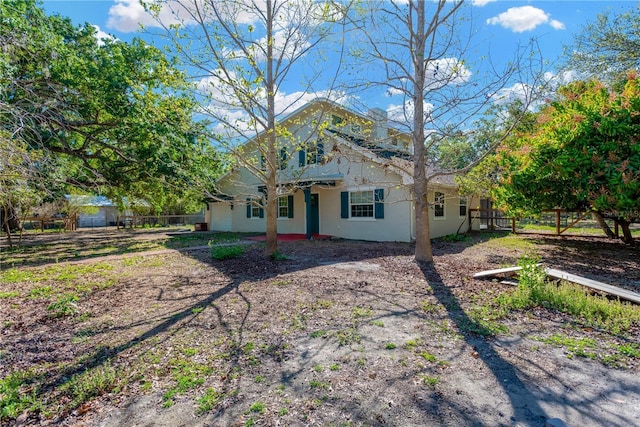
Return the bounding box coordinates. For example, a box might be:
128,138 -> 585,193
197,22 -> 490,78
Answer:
42,0 -> 637,128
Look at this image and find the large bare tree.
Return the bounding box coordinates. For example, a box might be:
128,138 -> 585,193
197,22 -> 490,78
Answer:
349,0 -> 545,263
147,0 -> 346,256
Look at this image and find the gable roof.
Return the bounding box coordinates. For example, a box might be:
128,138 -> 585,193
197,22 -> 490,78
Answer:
216,98 -> 457,188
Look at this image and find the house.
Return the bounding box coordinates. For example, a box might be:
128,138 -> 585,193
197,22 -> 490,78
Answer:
206,98 -> 476,242
65,195 -> 124,228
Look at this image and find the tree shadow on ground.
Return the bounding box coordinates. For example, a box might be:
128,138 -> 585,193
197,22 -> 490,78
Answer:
417,260 -> 639,427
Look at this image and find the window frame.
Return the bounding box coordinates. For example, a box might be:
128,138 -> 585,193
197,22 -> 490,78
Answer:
349,190 -> 375,219
459,196 -> 467,218
434,191 -> 445,219
340,188 -> 384,220
276,195 -> 294,219
246,198 -> 264,219
298,140 -> 325,167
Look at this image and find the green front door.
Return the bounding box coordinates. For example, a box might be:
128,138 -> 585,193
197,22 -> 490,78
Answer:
309,193 -> 319,235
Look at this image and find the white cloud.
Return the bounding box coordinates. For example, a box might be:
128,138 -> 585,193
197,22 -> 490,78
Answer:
92,25 -> 117,45
486,6 -> 564,33
386,99 -> 434,125
491,83 -> 532,105
472,0 -> 496,7
425,58 -> 472,90
107,0 -> 322,34
107,0 -> 159,32
197,72 -> 345,138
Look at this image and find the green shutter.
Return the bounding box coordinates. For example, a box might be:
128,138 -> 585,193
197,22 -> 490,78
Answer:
374,188 -> 384,219
246,199 -> 251,218
259,206 -> 264,218
317,142 -> 324,159
288,195 -> 294,218
340,191 -> 349,218
299,149 -> 306,167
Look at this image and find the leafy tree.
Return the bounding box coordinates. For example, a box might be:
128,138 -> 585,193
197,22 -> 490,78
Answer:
0,0 -> 220,242
348,0 -> 544,262
495,75 -> 640,244
454,100 -> 539,199
146,0 -> 345,256
564,3 -> 640,82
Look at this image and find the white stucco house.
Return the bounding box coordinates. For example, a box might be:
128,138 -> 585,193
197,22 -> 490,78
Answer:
205,98 -> 476,242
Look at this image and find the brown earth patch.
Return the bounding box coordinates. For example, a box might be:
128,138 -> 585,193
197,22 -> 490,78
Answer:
1,231 -> 639,427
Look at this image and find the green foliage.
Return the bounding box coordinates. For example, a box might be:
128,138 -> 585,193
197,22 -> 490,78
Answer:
197,387 -> 222,414
0,369 -> 44,420
162,358 -> 213,407
335,327 -> 361,346
0,291 -> 20,299
1,269 -> 36,283
495,76 -> 640,242
564,4 -> 640,81
437,233 -> 470,243
536,334 -> 598,359
60,361 -> 119,409
47,293 -> 79,318
249,401 -> 266,413
497,257 -> 640,334
270,251 -> 288,261
210,245 -> 246,260
0,0 -> 222,221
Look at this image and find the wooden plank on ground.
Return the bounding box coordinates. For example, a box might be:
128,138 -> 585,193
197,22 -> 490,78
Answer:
545,268 -> 640,305
473,266 -> 523,278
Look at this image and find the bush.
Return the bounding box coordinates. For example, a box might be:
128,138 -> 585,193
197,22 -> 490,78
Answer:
210,245 -> 245,260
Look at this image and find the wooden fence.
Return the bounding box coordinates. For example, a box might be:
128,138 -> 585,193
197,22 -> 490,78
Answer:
468,208 -> 624,237
20,215 -> 78,232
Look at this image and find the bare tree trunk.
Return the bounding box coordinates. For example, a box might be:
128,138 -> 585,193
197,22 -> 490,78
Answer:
1,204 -> 14,248
412,1 -> 433,263
264,0 -> 278,257
592,211 -> 616,238
619,219 -> 634,245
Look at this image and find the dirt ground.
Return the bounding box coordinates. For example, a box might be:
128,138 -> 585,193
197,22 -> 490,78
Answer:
1,230 -> 640,427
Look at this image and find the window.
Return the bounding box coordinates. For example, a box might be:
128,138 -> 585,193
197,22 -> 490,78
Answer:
434,192 -> 445,218
459,196 -> 467,217
277,195 -> 294,219
331,115 -> 344,126
351,124 -> 361,134
279,148 -> 288,170
246,198 -> 264,219
350,191 -> 374,218
298,140 -> 325,166
340,189 -> 384,219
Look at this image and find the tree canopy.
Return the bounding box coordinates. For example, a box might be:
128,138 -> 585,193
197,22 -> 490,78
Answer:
564,3 -> 640,81
494,74 -> 640,243
1,0 -> 221,235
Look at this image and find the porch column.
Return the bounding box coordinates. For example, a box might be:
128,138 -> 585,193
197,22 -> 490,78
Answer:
304,187 -> 312,239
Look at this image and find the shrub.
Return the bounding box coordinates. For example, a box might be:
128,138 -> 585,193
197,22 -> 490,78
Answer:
210,245 -> 245,260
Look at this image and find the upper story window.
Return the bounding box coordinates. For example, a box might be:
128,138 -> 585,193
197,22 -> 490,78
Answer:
279,148 -> 288,170
351,124 -> 361,134
331,115 -> 344,126
298,140 -> 325,167
434,191 -> 445,218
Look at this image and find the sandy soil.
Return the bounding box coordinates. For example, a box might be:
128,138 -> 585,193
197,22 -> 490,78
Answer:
1,231 -> 639,427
